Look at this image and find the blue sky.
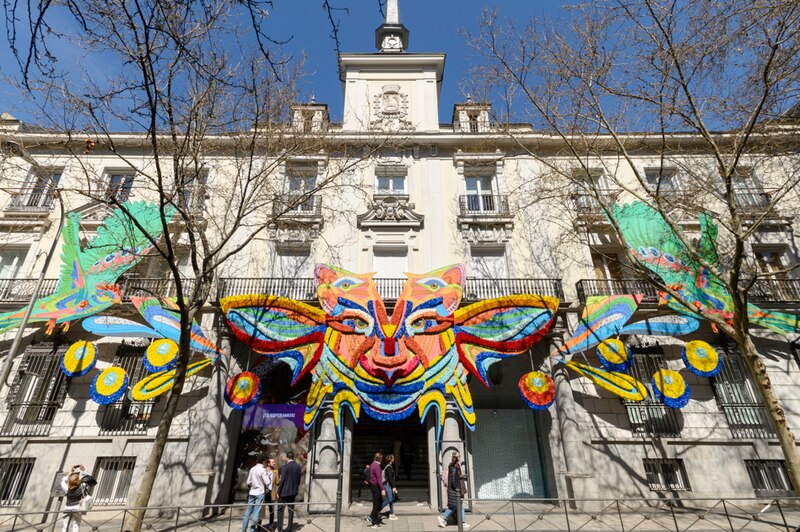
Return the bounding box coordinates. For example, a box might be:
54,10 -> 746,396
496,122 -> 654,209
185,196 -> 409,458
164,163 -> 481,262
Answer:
0,1 -> 576,126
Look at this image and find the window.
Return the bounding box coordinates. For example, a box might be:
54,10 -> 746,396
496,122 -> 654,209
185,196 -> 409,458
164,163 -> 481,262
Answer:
273,247 -> 312,278
467,112 -> 480,133
464,166 -> 496,212
752,247 -> 799,301
93,457 -> 136,505
10,168 -> 61,209
99,345 -> 153,435
179,168 -> 208,212
645,167 -> 682,192
745,460 -> 792,495
285,163 -> 318,213
375,165 -> 407,194
711,348 -> 774,439
643,459 -> 690,491
591,250 -> 624,282
106,173 -> 135,203
731,167 -> 769,210
470,248 -> 508,279
624,348 -> 681,437
0,248 -> 28,280
0,458 -> 35,507
373,247 -> 408,278
2,345 -> 69,436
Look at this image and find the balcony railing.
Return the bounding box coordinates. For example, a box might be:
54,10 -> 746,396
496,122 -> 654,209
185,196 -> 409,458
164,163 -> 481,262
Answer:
576,278 -> 660,304
4,190 -> 55,212
273,194 -> 322,217
98,400 -> 153,436
218,277 -> 565,303
0,402 -> 60,437
625,403 -> 682,437
719,403 -> 775,439
121,277 -> 196,301
734,189 -> 775,213
0,278 -> 59,303
573,190 -> 616,216
458,194 -> 510,216
748,278 -> 800,304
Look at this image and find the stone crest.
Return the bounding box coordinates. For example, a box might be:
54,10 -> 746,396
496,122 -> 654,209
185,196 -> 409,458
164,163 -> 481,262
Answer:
370,85 -> 414,132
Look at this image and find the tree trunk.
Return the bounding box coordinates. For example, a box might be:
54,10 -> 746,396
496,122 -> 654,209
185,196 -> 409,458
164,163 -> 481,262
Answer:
124,305 -> 198,532
739,334 -> 800,494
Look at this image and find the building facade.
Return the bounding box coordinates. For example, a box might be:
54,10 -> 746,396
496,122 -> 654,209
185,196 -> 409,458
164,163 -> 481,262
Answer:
0,3 -> 799,516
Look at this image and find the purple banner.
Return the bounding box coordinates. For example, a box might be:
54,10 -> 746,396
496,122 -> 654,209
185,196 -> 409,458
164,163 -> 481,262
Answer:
242,403 -> 305,430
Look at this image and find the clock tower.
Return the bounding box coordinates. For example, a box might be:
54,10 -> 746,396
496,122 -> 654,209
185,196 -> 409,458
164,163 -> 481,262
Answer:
375,0 -> 408,53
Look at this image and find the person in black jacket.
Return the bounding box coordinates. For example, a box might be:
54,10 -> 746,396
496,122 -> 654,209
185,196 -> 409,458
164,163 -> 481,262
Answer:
438,452 -> 468,528
379,454 -> 398,520
276,452 -> 302,532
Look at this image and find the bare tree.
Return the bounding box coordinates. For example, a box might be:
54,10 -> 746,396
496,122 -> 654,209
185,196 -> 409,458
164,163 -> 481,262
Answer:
2,0 -> 388,528
468,0 -> 800,492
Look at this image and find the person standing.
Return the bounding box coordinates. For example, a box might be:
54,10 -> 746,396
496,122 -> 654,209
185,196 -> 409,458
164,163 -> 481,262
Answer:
276,452 -> 301,532
60,465 -> 93,532
265,457 -> 279,531
379,454 -> 398,520
242,455 -> 269,532
438,452 -> 468,528
368,451 -> 384,529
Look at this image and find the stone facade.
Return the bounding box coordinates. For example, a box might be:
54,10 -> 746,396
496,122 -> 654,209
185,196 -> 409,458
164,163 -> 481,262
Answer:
0,5 -> 799,516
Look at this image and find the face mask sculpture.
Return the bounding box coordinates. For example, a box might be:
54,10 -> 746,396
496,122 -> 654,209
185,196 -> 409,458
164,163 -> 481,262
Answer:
221,264 -> 559,441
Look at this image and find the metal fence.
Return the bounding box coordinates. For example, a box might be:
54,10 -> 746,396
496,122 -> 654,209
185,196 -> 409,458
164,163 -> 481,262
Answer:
1,498 -> 799,532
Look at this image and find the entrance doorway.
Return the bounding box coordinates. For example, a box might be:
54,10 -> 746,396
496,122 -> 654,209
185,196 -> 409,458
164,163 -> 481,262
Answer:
350,416 -> 429,503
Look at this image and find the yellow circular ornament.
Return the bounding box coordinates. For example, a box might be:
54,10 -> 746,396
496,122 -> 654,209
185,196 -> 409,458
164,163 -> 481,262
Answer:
61,341 -> 97,377
144,339 -> 179,373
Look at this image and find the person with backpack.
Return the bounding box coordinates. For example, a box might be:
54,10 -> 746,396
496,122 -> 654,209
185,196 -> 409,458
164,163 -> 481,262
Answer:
438,452 -> 469,528
379,454 -> 398,520
60,465 -> 95,532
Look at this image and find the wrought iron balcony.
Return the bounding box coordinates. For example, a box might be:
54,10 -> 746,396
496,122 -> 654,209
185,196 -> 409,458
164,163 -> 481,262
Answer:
0,402 -> 61,437
718,402 -> 775,439
748,278 -> 800,304
458,194 -> 510,216
576,278 -> 660,304
273,194 -> 322,217
121,277 -> 196,301
218,277 -> 565,303
0,278 -> 58,303
572,190 -> 616,217
625,402 -> 682,437
4,190 -> 55,212
734,189 -> 775,213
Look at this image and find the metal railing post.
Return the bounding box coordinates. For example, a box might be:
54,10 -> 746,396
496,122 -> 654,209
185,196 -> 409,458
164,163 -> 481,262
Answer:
669,501 -> 679,532
774,499 -> 788,532
456,488 -> 463,532
721,499 -> 735,532
616,499 -> 625,532
563,499 -> 571,532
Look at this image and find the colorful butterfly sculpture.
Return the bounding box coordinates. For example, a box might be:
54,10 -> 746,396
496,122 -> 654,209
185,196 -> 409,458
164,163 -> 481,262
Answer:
221,264 -> 559,441
612,201 -> 800,334
0,201 -> 174,334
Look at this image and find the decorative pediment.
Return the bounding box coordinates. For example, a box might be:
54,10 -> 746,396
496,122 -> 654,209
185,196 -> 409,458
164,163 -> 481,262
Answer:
357,194 -> 423,230
268,224 -> 320,244
461,223 -> 513,245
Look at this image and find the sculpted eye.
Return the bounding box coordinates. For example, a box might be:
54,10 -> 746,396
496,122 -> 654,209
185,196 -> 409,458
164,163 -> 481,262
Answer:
333,276 -> 364,291
417,276 -> 447,291
411,318 -> 427,329
354,318 -> 369,329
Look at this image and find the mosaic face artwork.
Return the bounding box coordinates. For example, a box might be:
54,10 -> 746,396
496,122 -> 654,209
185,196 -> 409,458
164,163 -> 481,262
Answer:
0,201 -> 174,335
221,264 -> 560,440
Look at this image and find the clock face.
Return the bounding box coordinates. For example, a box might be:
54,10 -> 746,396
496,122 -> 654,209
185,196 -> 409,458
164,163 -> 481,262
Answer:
383,34 -> 401,49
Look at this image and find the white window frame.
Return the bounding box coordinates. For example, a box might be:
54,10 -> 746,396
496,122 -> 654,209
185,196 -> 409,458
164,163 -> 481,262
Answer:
372,246 -> 409,279
104,171 -> 136,203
